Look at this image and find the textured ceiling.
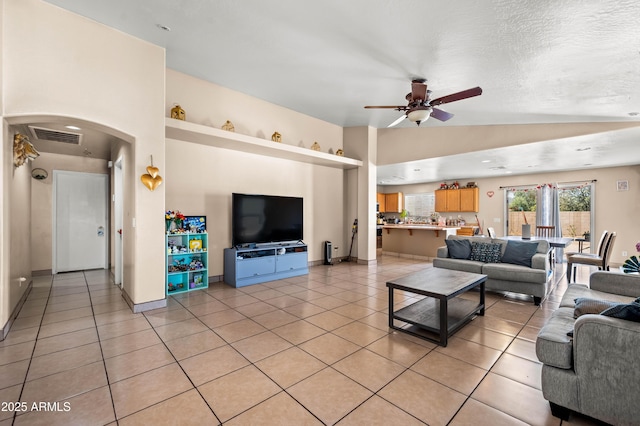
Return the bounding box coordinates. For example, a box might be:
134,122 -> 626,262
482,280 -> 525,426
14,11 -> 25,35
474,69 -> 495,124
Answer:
40,0 -> 640,182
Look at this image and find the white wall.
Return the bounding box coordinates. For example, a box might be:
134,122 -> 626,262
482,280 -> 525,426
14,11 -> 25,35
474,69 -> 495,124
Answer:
165,140 -> 346,274
164,71 -> 349,274
382,164 -> 640,266
1,0 -> 165,314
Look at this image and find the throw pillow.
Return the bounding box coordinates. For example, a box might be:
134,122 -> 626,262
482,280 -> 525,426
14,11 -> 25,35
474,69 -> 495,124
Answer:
600,297 -> 640,322
573,297 -> 620,318
501,240 -> 539,267
469,242 -> 502,263
445,239 -> 472,259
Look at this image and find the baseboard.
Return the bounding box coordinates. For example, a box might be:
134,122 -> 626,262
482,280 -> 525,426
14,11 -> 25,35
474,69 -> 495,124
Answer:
0,280 -> 33,341
208,275 -> 223,283
121,289 -> 167,313
32,269 -> 52,276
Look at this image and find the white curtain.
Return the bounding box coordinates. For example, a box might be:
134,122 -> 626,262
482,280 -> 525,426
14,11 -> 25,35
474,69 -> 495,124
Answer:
535,183 -> 562,237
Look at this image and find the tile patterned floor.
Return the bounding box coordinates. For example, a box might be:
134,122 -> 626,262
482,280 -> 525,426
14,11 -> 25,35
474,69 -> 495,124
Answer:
0,257 -> 607,425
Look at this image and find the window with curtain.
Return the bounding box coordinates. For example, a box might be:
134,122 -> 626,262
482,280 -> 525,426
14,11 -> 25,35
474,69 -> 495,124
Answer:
504,181 -> 595,251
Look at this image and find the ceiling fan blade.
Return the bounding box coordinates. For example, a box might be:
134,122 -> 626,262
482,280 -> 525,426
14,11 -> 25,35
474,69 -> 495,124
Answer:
430,87 -> 482,106
430,107 -> 454,122
364,105 -> 405,109
411,80 -> 427,101
387,115 -> 407,128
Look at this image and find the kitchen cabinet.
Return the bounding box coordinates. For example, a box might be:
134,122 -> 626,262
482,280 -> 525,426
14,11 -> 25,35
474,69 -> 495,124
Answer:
377,193 -> 386,213
435,188 -> 479,212
381,192 -> 403,213
459,188 -> 479,212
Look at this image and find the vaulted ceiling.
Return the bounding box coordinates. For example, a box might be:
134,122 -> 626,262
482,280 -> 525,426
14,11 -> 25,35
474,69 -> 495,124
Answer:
40,0 -> 640,183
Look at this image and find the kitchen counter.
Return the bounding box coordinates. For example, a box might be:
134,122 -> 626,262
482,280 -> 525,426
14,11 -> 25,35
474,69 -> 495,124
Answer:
381,224 -> 460,259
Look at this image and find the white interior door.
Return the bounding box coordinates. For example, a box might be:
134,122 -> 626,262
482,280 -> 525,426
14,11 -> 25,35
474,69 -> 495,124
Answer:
53,171 -> 109,273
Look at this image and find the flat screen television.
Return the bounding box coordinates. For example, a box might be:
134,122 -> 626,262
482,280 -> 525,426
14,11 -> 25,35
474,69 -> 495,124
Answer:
232,193 -> 303,247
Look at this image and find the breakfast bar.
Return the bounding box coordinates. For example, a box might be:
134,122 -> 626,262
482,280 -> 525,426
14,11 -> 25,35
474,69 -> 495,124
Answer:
381,224 -> 460,259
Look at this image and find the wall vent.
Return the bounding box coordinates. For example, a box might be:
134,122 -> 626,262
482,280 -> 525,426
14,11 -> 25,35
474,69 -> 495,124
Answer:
29,126 -> 82,145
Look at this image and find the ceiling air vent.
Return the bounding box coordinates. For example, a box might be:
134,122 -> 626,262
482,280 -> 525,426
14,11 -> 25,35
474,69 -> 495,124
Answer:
28,126 -> 82,145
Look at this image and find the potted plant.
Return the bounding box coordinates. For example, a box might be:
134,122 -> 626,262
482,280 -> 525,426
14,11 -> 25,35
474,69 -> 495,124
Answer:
400,209 -> 408,223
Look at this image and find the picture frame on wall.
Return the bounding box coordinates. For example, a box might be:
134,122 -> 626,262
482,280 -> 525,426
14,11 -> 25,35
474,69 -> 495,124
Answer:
616,180 -> 629,191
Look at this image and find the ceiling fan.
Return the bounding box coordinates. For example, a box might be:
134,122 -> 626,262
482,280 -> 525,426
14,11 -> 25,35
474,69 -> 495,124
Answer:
365,79 -> 482,127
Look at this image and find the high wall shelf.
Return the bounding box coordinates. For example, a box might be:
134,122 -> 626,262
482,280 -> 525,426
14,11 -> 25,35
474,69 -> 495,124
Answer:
223,243 -> 309,287
165,118 -> 363,170
166,232 -> 208,295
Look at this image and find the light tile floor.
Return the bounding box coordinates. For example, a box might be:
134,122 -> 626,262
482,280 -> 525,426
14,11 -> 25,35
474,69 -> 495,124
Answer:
0,257 -> 607,425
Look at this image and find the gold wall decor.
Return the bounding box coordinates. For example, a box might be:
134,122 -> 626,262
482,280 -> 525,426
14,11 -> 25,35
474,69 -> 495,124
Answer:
13,133 -> 40,168
140,155 -> 163,191
271,132 -> 282,142
335,148 -> 344,157
170,104 -> 186,120
311,141 -> 321,151
221,120 -> 235,132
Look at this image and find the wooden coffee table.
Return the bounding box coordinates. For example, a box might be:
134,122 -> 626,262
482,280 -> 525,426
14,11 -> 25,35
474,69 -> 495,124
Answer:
386,268 -> 487,346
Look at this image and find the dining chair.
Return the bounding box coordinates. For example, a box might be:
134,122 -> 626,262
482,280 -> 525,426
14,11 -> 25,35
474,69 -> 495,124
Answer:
567,232 -> 616,282
536,225 -> 556,263
566,230 -> 608,258
536,226 -> 555,238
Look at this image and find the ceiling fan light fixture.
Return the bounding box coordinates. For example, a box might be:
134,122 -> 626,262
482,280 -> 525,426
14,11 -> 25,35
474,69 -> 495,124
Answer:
407,107 -> 431,125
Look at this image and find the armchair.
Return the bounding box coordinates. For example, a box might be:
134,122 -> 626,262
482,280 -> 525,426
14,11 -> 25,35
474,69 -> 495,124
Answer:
536,271 -> 640,424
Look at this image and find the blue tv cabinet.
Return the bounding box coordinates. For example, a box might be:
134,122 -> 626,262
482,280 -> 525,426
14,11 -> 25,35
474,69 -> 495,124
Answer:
223,243 -> 308,287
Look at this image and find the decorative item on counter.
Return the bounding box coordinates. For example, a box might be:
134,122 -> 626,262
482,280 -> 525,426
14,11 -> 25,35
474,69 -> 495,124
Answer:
335,148 -> 344,156
621,241 -> 640,274
466,182 -> 477,188
439,182 -> 448,190
140,155 -> 163,191
271,132 -> 282,142
451,181 -> 460,189
221,120 -> 235,132
165,210 -> 185,233
170,104 -> 186,120
310,141 -> 321,151
13,133 -> 40,168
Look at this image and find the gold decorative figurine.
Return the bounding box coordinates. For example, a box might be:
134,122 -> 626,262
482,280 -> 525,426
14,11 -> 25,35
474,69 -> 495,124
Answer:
335,148 -> 344,157
170,104 -> 186,120
222,120 -> 235,132
311,142 -> 321,151
271,132 -> 282,142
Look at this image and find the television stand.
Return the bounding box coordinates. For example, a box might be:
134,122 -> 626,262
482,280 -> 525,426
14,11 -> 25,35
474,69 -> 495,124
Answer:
223,242 -> 308,287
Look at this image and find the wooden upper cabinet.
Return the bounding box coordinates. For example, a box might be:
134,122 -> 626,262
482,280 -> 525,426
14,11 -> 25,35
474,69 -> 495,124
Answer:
459,187 -> 479,212
446,190 -> 461,212
435,187 -> 479,212
435,190 -> 447,212
377,193 -> 386,212
385,192 -> 403,213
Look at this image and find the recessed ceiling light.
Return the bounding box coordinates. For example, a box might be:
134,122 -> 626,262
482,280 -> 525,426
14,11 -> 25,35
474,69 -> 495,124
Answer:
157,24 -> 171,31
505,171 -> 513,174
576,147 -> 591,152
65,125 -> 81,130
481,160 -> 491,163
